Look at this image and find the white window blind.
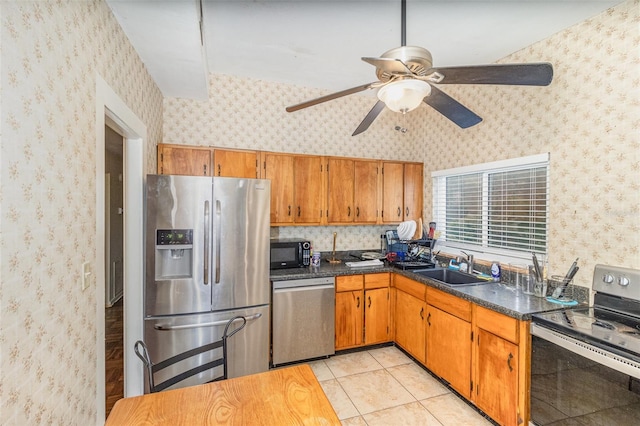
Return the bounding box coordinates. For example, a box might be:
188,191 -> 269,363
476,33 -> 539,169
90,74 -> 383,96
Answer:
432,154 -> 549,257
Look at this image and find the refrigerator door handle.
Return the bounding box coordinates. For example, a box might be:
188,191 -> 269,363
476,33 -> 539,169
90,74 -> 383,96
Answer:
203,200 -> 210,285
215,199 -> 221,284
154,313 -> 262,331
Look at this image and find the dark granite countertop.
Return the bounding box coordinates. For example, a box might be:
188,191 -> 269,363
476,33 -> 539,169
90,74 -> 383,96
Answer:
270,250 -> 576,321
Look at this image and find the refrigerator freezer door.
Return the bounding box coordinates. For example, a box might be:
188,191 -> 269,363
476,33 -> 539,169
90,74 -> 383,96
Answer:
212,178 -> 271,310
146,175 -> 213,316
143,305 -> 270,392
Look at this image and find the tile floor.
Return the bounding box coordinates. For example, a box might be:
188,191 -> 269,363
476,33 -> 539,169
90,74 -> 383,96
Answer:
307,346 -> 493,426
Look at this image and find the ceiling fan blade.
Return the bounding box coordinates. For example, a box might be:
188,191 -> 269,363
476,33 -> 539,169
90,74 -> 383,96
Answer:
432,63 -> 553,86
286,82 -> 377,112
352,101 -> 386,136
362,57 -> 414,75
424,85 -> 482,129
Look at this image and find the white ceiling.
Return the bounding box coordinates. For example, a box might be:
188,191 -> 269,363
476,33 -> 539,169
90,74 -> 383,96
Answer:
106,0 -> 622,100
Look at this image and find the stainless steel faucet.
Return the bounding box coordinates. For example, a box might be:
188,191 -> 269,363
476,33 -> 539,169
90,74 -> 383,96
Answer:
461,251 -> 474,274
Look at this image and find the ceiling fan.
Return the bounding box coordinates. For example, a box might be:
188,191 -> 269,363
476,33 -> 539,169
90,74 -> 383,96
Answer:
285,0 -> 553,136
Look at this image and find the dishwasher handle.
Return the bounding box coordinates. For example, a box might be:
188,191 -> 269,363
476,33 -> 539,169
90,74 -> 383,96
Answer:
273,284 -> 335,294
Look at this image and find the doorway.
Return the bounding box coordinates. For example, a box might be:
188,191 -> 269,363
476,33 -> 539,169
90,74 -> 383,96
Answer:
104,125 -> 124,416
95,75 -> 147,422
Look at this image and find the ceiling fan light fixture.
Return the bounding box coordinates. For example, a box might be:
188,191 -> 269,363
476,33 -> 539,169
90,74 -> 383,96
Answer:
377,79 -> 431,113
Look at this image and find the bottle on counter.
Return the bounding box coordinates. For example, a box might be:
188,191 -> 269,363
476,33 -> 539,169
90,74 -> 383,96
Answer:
491,261 -> 501,282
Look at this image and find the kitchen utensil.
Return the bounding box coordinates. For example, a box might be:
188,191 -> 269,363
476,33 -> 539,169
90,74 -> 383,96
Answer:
551,258 -> 579,299
532,253 -> 543,282
360,252 -> 387,260
327,232 -> 341,263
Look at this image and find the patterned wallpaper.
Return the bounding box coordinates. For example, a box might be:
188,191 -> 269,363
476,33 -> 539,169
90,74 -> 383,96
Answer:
165,0 -> 640,286
0,0 -> 637,425
0,1 -> 163,424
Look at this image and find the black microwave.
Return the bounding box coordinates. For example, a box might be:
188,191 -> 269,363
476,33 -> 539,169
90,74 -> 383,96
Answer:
270,239 -> 311,269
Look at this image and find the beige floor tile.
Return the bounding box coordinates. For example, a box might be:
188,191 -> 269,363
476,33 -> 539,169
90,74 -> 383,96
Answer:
338,369 -> 416,415
387,362 -> 450,400
325,350 -> 383,378
319,379 -> 360,420
367,346 -> 413,368
308,359 -> 335,381
363,401 -> 444,426
420,393 -> 492,426
340,416 -> 367,426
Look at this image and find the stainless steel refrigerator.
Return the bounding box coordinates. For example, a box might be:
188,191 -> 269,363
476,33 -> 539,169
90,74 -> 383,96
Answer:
144,174 -> 270,391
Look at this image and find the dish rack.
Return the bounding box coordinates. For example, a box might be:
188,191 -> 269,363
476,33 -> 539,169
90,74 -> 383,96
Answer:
385,230 -> 437,269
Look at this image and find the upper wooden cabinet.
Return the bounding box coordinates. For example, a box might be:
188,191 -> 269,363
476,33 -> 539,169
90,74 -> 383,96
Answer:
293,155 -> 324,225
261,152 -> 294,225
213,148 -> 258,178
261,153 -> 325,225
157,145 -> 259,179
157,144 -> 212,176
327,158 -> 379,224
381,162 -> 424,223
403,163 -> 423,221
158,144 -> 422,226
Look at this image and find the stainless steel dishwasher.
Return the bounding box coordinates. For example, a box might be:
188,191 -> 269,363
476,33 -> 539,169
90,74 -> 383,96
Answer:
271,276 -> 335,366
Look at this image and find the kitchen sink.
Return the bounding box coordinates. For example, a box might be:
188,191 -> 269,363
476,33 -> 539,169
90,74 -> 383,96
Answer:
412,268 -> 489,286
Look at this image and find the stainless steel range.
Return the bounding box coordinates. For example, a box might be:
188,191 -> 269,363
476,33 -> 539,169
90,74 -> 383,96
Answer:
530,264 -> 640,425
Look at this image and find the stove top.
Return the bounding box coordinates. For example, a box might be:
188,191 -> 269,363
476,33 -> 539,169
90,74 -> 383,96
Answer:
532,264 -> 640,363
533,307 -> 640,361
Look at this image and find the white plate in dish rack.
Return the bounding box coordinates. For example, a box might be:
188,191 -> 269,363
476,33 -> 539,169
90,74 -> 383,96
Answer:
396,220 -> 416,240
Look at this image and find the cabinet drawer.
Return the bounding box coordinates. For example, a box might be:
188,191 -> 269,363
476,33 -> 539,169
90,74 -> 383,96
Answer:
393,275 -> 425,300
475,305 -> 519,344
426,287 -> 471,322
336,275 -> 363,292
365,272 -> 390,289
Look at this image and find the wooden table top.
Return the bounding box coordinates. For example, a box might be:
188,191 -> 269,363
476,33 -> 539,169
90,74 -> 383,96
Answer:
105,364 -> 340,425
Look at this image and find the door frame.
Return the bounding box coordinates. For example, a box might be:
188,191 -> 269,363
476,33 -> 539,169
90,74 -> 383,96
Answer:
95,75 -> 147,422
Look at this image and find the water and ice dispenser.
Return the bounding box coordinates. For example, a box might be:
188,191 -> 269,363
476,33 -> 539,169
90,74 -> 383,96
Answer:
155,229 -> 193,279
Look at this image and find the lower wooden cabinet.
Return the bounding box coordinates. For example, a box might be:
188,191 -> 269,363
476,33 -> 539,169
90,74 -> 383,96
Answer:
390,274 -> 530,426
364,287 -> 390,345
474,328 -> 519,426
335,273 -> 390,351
426,305 -> 472,398
335,289 -> 363,349
394,289 -> 426,363
473,305 -> 528,426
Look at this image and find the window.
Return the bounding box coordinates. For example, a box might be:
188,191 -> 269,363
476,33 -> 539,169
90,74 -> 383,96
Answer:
432,154 -> 549,259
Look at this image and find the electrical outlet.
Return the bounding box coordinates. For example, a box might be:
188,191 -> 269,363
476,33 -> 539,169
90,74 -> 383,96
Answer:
82,262 -> 91,291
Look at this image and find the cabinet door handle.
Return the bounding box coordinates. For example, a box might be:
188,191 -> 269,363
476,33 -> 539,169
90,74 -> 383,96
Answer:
348,206 -> 351,217
507,353 -> 514,372
204,164 -> 207,175
288,205 -> 291,216
356,296 -> 360,308
420,307 -> 424,319
427,312 -> 431,326
406,207 -> 409,217
217,164 -> 221,176
298,206 -> 301,217
368,296 -> 371,308
397,207 -> 401,217
356,207 -> 360,217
